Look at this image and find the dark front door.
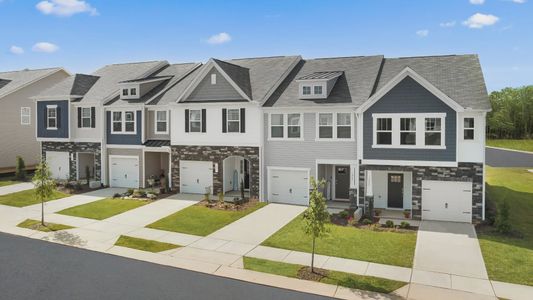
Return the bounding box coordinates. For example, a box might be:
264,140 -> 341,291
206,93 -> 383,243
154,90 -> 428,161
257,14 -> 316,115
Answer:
387,173 -> 403,208
335,166 -> 350,199
242,159 -> 250,190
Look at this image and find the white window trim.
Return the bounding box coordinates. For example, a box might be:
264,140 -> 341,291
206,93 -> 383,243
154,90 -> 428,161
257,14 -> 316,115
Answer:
315,112 -> 355,141
371,113 -> 446,149
463,117 -> 475,141
20,107 -> 31,125
226,108 -> 241,133
111,111 -> 137,135
399,117 -> 416,146
188,109 -> 203,134
299,82 -> 326,99
80,107 -> 92,129
154,110 -> 168,134
268,113 -> 304,141
46,105 -> 58,130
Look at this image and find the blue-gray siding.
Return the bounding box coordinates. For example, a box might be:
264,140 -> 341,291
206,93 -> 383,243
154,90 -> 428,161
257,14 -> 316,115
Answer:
363,76 -> 456,161
186,68 -> 244,102
106,111 -> 142,145
37,100 -> 69,139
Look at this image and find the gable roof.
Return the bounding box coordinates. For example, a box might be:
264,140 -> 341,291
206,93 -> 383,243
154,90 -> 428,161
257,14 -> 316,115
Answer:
147,66 -> 203,105
212,59 -> 252,99
264,55 -> 384,107
37,73 -> 100,99
373,54 -> 490,111
0,68 -> 68,99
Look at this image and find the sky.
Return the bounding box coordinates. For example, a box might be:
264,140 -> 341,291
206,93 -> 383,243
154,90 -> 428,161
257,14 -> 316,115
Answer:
0,0 -> 531,92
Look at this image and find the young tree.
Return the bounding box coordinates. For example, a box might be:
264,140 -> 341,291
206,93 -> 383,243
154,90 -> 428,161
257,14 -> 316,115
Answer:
33,160 -> 56,226
15,156 -> 26,181
302,177 -> 329,273
495,200 -> 512,234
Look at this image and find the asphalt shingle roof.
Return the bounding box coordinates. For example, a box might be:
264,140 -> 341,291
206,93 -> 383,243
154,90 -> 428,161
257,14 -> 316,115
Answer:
212,59 -> 252,99
38,73 -> 100,99
0,68 -> 65,99
297,71 -> 344,80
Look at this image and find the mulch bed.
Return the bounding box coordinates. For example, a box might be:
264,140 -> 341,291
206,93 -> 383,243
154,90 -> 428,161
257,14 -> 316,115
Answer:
297,266 -> 329,282
199,198 -> 258,211
57,185 -> 102,195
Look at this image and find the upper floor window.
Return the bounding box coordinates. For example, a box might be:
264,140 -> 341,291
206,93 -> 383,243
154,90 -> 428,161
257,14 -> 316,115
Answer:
81,107 -> 92,128
130,88 -> 137,96
400,118 -> 416,145
111,111 -> 136,134
227,109 -> 240,133
20,107 -> 31,125
318,113 -> 333,139
269,113 -> 302,140
464,118 -> 474,140
211,74 -> 217,85
155,111 -> 168,134
373,113 -> 445,149
122,89 -> 128,96
270,114 -> 284,138
302,86 -> 311,95
46,105 -> 57,130
337,113 -> 352,139
314,85 -> 323,95
287,114 -> 301,138
376,118 -> 392,145
318,113 -> 353,140
189,109 -> 202,133
425,118 -> 442,146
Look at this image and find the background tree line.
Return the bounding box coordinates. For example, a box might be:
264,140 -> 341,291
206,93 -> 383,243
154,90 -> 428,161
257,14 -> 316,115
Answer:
487,86 -> 533,139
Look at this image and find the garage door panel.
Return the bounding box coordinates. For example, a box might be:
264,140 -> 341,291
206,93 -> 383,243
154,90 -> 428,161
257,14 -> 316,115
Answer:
180,161 -> 213,194
422,180 -> 472,223
110,156 -> 139,188
46,151 -> 70,180
269,168 -> 309,206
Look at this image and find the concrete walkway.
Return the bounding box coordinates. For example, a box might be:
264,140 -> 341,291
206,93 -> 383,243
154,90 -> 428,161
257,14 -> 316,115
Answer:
0,182 -> 34,196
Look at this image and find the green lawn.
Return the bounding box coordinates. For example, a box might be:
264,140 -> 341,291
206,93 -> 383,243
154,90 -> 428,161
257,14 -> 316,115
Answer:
57,198 -> 149,220
262,215 -> 417,268
243,257 -> 406,294
477,167 -> 533,286
487,139 -> 533,152
0,189 -> 69,207
17,219 -> 73,232
0,177 -> 21,187
147,202 -> 268,236
115,235 -> 180,253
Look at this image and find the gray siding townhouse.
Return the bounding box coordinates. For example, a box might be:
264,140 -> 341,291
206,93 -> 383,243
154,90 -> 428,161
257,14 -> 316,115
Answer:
0,68 -> 69,170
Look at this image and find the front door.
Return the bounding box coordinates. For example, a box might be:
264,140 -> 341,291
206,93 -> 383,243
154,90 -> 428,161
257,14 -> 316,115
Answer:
388,173 -> 403,208
242,159 -> 250,190
335,166 -> 350,199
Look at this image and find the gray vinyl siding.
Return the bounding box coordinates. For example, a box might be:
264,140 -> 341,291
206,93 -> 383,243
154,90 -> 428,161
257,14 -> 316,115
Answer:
263,112 -> 357,198
363,76 -> 456,161
106,110 -> 143,145
186,68 -> 245,102
37,100 -> 69,139
146,110 -> 170,140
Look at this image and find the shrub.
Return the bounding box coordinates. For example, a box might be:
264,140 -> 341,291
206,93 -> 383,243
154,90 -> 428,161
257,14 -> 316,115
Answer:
218,192 -> 224,205
361,218 -> 372,225
126,188 -> 134,196
15,156 -> 26,181
113,193 -> 122,198
400,221 -> 410,229
385,220 -> 395,228
74,181 -> 83,191
339,210 -> 349,219
495,200 -> 512,234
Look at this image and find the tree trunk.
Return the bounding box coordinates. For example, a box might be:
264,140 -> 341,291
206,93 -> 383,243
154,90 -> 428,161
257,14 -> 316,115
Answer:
41,199 -> 45,226
311,236 -> 315,273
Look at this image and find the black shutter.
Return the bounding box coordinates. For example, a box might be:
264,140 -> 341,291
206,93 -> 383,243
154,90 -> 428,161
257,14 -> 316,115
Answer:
222,108 -> 227,133
56,106 -> 61,129
43,106 -> 47,129
201,109 -> 206,133
240,108 -> 245,133
77,107 -> 82,128
184,109 -> 189,132
91,107 -> 96,128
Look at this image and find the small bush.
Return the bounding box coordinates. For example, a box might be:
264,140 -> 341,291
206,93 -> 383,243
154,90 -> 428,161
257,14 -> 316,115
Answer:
495,200 -> 512,234
385,220 -> 395,228
126,188 -> 134,196
339,210 -> 349,219
218,192 -> 224,205
74,181 -> 83,191
113,193 -> 122,198
400,221 -> 410,229
15,156 -> 26,181
361,218 -> 372,225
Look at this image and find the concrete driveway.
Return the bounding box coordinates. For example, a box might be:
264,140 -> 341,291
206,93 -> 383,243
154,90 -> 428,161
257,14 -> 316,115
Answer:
414,221 -> 488,279
486,146 -> 533,167
0,182 -> 34,196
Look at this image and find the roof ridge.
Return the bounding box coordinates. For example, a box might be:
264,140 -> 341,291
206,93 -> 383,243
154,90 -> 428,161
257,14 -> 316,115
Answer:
212,58 -> 249,70
228,55 -> 299,61
0,67 -> 62,74
105,60 -> 164,66
307,55 -> 384,61
386,54 -> 476,60
168,62 -> 201,66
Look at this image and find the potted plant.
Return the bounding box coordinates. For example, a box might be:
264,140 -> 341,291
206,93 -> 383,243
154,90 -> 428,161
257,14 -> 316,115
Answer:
403,209 -> 411,219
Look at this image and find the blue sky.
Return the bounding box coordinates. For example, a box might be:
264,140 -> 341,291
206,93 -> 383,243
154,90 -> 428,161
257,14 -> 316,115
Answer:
1,0 -> 531,91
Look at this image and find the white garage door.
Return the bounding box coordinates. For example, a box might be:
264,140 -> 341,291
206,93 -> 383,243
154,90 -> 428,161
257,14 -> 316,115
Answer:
422,180 -> 473,223
180,161 -> 213,194
110,156 -> 139,188
46,151 -> 70,180
269,168 -> 309,206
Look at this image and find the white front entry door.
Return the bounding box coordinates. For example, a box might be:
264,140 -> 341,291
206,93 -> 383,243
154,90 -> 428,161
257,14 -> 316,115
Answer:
269,168 -> 309,206
109,156 -> 139,188
422,180 -> 473,223
180,160 -> 213,194
46,151 -> 70,180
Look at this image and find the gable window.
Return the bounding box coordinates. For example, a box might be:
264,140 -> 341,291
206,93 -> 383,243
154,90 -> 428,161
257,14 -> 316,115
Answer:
20,107 -> 31,125
376,118 -> 392,145
130,88 -> 137,96
211,74 -> 217,85
287,114 -> 301,138
112,112 -> 122,132
400,118 -> 416,145
270,114 -> 284,138
464,118 -> 475,140
226,109 -> 240,133
122,89 -> 128,96
337,113 -> 351,139
189,109 -> 202,133
425,118 -> 442,146
155,111 -> 168,134
318,113 -> 333,138
47,106 -> 57,129
302,86 -> 311,95
314,85 -> 323,95
81,107 -> 92,128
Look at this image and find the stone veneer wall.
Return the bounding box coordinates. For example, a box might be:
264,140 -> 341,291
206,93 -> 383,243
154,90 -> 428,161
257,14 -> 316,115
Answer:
358,163 -> 484,223
41,142 -> 102,181
170,145 -> 260,198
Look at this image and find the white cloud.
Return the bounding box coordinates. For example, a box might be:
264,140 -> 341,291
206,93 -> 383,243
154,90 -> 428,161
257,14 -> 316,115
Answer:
416,29 -> 429,37
32,42 -> 59,53
9,46 -> 24,55
36,0 -> 98,17
511,0 -> 526,3
463,13 -> 499,28
469,0 -> 485,4
440,20 -> 457,27
206,32 -> 232,45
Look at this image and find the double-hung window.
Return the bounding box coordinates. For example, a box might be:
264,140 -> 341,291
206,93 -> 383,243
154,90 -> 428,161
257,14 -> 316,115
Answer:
400,118 -> 416,145
337,113 -> 352,139
425,118 -> 442,146
189,109 -> 202,133
122,89 -> 128,96
270,114 -> 284,138
20,107 -> 31,125
227,109 -> 240,133
155,111 -> 168,134
112,112 -> 122,132
269,113 -> 302,139
124,112 -> 135,132
287,114 -> 301,138
47,106 -> 57,129
318,113 -> 352,140
318,113 -> 333,138
302,86 -> 311,95
112,111 -> 135,133
81,107 -> 92,128
376,118 -> 392,145
464,118 -> 474,140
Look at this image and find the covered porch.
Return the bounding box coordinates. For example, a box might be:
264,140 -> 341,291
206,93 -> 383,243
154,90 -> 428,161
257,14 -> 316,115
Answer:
223,156 -> 251,196
316,160 -> 358,205
144,149 -> 171,191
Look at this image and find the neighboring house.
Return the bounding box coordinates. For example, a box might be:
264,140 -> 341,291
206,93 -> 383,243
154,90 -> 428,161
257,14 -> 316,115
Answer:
0,68 -> 70,171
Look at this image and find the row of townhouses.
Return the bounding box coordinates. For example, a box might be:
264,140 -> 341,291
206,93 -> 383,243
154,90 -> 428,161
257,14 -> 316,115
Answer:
31,54 -> 491,223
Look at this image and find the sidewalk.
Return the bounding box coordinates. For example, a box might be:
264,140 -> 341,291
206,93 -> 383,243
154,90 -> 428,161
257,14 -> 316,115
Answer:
0,182 -> 34,196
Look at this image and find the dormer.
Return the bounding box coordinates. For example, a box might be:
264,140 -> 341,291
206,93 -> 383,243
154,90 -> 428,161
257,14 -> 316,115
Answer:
119,76 -> 172,100
296,71 -> 343,99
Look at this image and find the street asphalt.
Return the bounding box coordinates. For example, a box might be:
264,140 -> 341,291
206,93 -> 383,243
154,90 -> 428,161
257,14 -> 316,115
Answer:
485,147 -> 533,167
0,233 -> 332,300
